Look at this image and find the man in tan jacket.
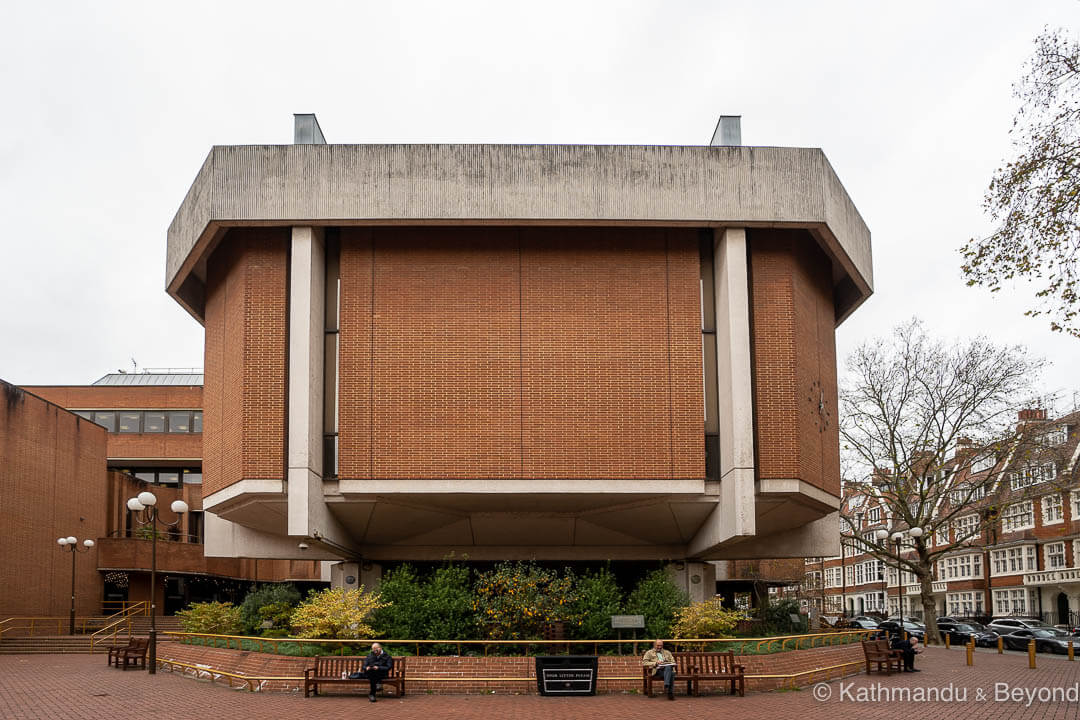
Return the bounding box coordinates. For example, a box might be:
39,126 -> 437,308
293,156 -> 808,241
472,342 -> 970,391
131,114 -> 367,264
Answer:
641,639 -> 676,700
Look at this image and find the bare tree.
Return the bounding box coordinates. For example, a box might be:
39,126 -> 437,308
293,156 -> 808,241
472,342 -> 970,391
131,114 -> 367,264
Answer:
961,28 -> 1080,336
839,320 -> 1048,645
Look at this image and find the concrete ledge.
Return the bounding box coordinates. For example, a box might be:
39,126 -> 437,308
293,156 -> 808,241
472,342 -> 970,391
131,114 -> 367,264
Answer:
167,144 -> 871,322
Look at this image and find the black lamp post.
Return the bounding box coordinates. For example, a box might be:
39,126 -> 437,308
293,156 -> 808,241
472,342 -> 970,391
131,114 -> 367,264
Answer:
56,536 -> 95,635
127,491 -> 187,675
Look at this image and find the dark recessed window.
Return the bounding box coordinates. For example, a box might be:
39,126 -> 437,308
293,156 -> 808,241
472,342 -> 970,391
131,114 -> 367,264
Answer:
118,412 -> 141,433
135,472 -> 156,484
182,470 -> 202,484
144,412 -> 165,433
94,411 -> 117,432
73,411 -> 93,421
158,471 -> 179,485
168,412 -> 190,433
192,412 -> 203,433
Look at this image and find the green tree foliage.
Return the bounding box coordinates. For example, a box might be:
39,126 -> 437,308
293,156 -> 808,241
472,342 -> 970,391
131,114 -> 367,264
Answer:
567,567 -> 623,640
238,583 -> 301,635
175,601 -> 243,635
289,587 -> 387,639
962,28 -> 1080,336
625,569 -> 689,639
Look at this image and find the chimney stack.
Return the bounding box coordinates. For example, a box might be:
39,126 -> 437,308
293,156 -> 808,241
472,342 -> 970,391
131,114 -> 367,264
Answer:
294,114 -> 327,145
710,115 -> 742,146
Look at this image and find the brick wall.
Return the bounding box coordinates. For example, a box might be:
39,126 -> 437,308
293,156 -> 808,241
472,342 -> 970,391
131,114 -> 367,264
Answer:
203,229 -> 289,496
337,226 -> 704,480
158,641 -> 864,694
0,382 -> 108,616
749,230 -> 840,497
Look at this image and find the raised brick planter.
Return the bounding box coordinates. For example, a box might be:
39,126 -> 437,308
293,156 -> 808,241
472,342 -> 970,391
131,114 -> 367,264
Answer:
158,642 -> 864,694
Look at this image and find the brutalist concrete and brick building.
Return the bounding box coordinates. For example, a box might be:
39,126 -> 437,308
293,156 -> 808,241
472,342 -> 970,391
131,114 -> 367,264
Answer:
165,116 -> 873,597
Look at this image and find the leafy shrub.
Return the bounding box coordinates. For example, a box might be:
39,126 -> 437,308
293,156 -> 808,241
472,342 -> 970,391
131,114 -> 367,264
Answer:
239,583 -> 301,634
625,569 -> 688,639
175,601 -> 243,635
671,600 -> 747,639
567,567 -> 622,640
474,562 -> 578,640
423,563 -> 478,641
757,598 -> 805,634
290,587 -> 387,639
371,564 -> 426,640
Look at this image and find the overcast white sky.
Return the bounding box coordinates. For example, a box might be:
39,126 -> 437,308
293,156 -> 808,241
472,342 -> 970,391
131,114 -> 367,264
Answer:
0,1 -> 1076,405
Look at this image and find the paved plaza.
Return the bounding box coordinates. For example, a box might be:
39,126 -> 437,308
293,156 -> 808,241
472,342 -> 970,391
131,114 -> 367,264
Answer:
2,647 -> 1080,719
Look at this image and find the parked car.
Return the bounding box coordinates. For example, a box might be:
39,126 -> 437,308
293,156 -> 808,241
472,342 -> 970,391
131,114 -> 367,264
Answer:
937,620 -> 998,647
988,617 -> 1058,634
878,620 -> 926,641
998,628 -> 1080,654
848,618 -> 880,630
885,616 -> 924,625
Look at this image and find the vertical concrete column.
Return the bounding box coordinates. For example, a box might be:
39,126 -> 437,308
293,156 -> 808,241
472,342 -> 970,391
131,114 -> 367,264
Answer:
287,227 -> 351,551
689,229 -> 756,556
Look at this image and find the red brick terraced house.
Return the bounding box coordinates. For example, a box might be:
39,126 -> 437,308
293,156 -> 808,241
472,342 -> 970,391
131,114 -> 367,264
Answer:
811,409 -> 1080,625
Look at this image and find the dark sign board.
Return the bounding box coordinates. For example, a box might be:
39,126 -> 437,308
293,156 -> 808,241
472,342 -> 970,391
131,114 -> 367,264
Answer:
535,655 -> 599,696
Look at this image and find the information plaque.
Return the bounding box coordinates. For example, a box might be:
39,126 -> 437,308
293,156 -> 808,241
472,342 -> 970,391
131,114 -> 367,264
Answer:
535,655 -> 599,696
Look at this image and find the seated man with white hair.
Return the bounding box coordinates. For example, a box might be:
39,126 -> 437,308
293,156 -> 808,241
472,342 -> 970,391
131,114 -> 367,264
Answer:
347,642 -> 394,702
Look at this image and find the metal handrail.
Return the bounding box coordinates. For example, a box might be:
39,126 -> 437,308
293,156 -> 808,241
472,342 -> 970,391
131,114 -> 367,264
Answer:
89,601 -> 148,653
154,656 -> 868,693
0,616 -> 112,638
163,629 -> 874,658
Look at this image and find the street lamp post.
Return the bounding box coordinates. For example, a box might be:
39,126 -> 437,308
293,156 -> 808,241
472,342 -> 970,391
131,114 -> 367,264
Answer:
127,491 -> 187,675
874,529 -> 890,614
891,532 -> 905,618
57,536 -> 95,635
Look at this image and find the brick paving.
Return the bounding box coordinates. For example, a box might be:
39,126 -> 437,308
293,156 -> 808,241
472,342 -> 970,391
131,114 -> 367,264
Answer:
2,647 -> 1080,719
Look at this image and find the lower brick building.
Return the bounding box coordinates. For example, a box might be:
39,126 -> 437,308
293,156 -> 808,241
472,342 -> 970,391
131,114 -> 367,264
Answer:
2,374 -> 327,618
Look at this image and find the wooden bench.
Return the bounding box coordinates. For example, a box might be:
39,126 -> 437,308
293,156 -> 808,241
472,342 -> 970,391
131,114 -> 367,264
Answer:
106,638 -> 138,667
303,656 -> 407,698
115,637 -> 148,671
862,639 -> 902,675
642,651 -> 745,697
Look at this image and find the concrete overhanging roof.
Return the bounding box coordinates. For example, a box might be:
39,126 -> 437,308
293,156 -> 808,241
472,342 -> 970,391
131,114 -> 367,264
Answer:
166,144 -> 872,324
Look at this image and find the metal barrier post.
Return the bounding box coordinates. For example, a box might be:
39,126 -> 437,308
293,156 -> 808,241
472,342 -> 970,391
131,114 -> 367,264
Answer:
997,637 -> 1003,654
966,639 -> 973,666
1028,640 -> 1036,669
1069,641 -> 1075,662
945,634 -> 950,649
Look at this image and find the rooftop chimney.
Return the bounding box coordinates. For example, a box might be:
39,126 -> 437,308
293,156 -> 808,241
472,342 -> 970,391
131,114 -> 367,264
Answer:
294,114 -> 327,145
710,115 -> 742,146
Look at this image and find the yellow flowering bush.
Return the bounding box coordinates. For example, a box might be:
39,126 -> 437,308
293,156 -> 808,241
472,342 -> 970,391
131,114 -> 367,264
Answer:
175,601 -> 243,635
671,600 -> 747,639
474,562 -> 579,640
289,587 -> 388,639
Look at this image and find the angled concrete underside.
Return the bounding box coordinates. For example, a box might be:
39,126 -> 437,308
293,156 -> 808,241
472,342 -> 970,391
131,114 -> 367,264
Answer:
167,144 -> 872,324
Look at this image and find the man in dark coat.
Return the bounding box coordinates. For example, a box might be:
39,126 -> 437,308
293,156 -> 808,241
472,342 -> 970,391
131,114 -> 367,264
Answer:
892,634 -> 921,672
348,642 -> 394,701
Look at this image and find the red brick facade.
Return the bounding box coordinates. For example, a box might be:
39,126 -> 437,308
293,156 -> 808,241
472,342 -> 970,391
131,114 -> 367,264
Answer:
203,229 -> 289,496
749,230 -> 840,497
338,227 -> 705,480
0,382 -> 108,616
